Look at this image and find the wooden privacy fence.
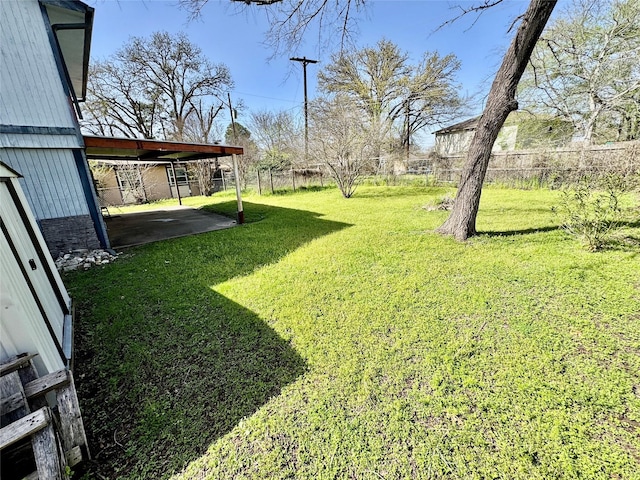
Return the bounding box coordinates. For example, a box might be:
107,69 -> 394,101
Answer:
429,141 -> 639,185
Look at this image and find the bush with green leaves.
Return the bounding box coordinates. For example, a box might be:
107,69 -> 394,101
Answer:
553,175 -> 626,251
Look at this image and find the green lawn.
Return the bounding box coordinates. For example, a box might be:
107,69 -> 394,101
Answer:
67,186 -> 640,479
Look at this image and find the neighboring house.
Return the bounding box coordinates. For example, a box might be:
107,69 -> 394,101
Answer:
92,160 -> 185,206
433,117 -> 482,157
91,159 -> 230,207
434,111 -> 574,157
0,0 -> 108,256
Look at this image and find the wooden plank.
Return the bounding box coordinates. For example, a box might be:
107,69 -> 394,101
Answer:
31,420 -> 63,480
16,357 -> 40,384
23,369 -> 69,399
0,391 -> 26,417
56,373 -> 90,459
65,445 -> 83,467
1,371 -> 30,426
23,471 -> 39,480
0,353 -> 38,376
0,407 -> 50,450
18,358 -> 48,411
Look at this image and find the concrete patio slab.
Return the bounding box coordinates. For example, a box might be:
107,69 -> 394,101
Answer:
104,206 -> 236,249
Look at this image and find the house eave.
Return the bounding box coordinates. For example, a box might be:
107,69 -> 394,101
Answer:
41,0 -> 94,101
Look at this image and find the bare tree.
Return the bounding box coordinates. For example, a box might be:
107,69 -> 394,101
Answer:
249,110 -> 303,170
310,96 -> 374,197
113,163 -> 161,204
225,121 -> 259,188
182,116 -> 226,196
82,31 -> 232,141
396,52 -> 465,157
520,0 -> 640,144
83,61 -> 164,138
318,40 -> 464,170
182,99 -> 225,144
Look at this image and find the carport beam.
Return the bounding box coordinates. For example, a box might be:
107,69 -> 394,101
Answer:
232,154 -> 244,224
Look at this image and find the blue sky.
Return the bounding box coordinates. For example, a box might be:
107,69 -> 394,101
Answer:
87,0 -> 561,144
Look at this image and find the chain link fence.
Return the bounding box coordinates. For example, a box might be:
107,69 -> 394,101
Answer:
96,141 -> 639,207
427,141 -> 639,187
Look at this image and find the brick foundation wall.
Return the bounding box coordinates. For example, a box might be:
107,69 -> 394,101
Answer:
39,215 -> 101,257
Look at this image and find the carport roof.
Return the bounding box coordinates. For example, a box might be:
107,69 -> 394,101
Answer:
83,135 -> 243,162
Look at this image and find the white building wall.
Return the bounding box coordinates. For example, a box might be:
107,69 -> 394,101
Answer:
3,148 -> 89,219
0,0 -> 80,136
0,0 -> 89,221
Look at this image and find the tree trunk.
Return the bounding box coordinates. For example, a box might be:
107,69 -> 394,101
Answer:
437,0 -> 557,240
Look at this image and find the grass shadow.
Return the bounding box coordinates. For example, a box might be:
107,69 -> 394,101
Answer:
354,186 -> 450,199
480,225 -> 561,237
68,203 -> 351,478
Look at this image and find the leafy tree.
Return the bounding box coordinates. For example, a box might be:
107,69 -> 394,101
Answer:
318,39 -> 409,168
83,31 -> 232,141
225,122 -> 252,144
397,52 -> 464,156
309,96 -> 375,197
520,0 -> 640,144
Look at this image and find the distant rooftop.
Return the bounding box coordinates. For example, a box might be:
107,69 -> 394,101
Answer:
433,116 -> 480,135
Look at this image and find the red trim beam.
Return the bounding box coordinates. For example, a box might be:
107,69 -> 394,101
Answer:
83,135 -> 243,161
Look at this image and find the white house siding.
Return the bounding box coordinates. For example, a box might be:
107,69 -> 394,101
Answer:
435,130 -> 475,156
0,133 -> 80,149
2,148 -> 88,219
0,0 -> 79,133
435,126 -> 519,156
0,0 -> 105,255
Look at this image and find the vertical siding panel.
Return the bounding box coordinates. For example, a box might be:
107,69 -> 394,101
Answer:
0,1 -> 105,253
1,229 -> 65,373
0,0 -> 76,130
4,149 -> 89,219
0,240 -> 64,373
41,149 -> 64,218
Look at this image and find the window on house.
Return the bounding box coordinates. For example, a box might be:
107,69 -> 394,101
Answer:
166,166 -> 189,186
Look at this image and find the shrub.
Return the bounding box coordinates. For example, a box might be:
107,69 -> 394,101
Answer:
553,175 -> 625,251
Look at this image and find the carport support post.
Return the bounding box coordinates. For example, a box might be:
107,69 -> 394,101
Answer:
170,161 -> 182,206
257,169 -> 262,195
232,154 -> 244,224
269,168 -> 274,194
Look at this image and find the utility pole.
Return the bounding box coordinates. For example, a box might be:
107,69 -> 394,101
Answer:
290,56 -> 318,161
